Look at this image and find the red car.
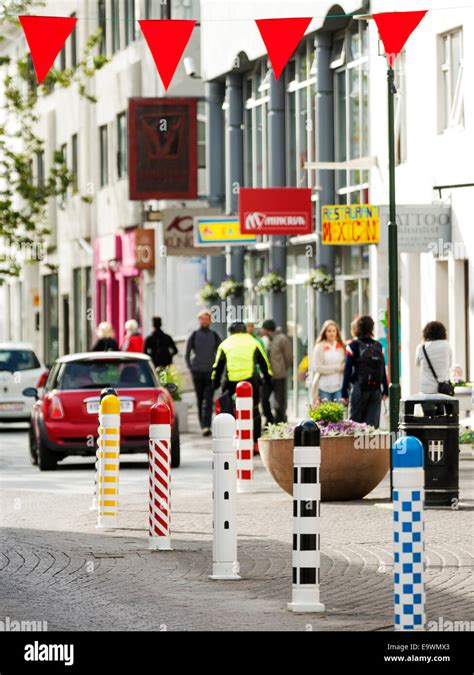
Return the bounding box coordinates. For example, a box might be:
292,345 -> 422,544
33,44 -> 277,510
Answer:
23,352 -> 180,471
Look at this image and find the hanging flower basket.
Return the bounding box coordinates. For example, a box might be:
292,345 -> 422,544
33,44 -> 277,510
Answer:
305,267 -> 335,293
218,277 -> 244,300
197,282 -> 220,304
255,271 -> 287,294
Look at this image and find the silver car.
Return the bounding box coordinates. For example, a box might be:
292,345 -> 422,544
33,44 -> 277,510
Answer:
0,343 -> 45,421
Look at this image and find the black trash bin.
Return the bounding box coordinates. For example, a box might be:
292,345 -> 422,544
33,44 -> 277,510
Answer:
399,394 -> 459,507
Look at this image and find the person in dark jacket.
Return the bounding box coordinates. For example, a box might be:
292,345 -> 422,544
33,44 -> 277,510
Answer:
144,317 -> 178,368
185,310 -> 221,437
91,322 -> 119,351
341,315 -> 388,428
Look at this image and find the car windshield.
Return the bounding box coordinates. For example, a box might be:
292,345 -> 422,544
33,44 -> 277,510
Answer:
0,349 -> 40,372
54,359 -> 156,390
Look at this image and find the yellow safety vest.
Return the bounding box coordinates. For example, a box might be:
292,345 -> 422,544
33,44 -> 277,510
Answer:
212,332 -> 272,382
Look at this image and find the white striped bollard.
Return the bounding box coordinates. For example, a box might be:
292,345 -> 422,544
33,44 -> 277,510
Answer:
236,381 -> 254,493
209,413 -> 240,580
91,387 -> 117,511
392,436 -> 425,631
288,420 -> 324,613
97,394 -> 120,529
149,402 -> 172,551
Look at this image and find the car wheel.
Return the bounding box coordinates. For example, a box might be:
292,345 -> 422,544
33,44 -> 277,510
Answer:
28,426 -> 38,466
37,436 -> 57,471
170,415 -> 180,468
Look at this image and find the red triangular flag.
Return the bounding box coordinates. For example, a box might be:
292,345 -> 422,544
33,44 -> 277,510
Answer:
139,20 -> 196,91
255,17 -> 312,79
373,11 -> 427,67
19,16 -> 78,84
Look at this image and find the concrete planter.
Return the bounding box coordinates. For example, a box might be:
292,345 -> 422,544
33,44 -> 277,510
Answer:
258,435 -> 390,501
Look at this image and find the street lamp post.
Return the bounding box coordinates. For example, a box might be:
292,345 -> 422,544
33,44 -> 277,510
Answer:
387,64 -> 401,435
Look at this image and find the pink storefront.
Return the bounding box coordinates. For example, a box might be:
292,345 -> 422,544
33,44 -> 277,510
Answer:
94,231 -> 143,346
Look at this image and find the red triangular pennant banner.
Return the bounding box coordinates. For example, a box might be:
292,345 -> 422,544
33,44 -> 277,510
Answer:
139,20 -> 196,91
373,11 -> 428,67
255,17 -> 312,79
19,15 -> 77,84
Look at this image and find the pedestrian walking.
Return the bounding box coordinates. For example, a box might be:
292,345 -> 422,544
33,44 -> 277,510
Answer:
144,317 -> 178,368
416,321 -> 453,416
341,315 -> 388,428
91,322 -> 119,352
120,319 -> 144,353
246,321 -> 266,351
310,320 -> 345,405
260,319 -> 292,424
185,310 -> 221,437
211,322 -> 272,442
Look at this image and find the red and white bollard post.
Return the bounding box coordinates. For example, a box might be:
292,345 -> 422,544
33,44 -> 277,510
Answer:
148,402 -> 172,551
235,381 -> 254,493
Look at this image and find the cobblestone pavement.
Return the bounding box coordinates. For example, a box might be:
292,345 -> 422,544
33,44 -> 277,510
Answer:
0,418 -> 473,632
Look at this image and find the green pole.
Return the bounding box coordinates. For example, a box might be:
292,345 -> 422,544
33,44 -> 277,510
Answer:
387,65 -> 401,435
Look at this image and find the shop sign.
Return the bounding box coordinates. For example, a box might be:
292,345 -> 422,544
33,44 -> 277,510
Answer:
378,205 -> 451,253
322,204 -> 380,245
195,217 -> 257,246
128,98 -> 197,200
239,188 -> 313,235
162,208 -> 222,255
135,228 -> 155,270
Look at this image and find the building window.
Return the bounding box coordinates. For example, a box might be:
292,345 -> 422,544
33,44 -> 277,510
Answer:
60,143 -> 67,166
43,273 -> 59,366
111,0 -> 121,53
71,134 -> 78,190
243,61 -> 269,188
70,13 -> 77,67
145,0 -> 160,19
394,53 -> 407,165
439,28 -> 464,131
36,151 -> 45,188
197,101 -> 206,169
117,112 -> 127,178
285,39 -> 316,189
124,0 -> 136,46
99,125 -> 108,187
332,21 -> 369,203
98,0 -> 107,56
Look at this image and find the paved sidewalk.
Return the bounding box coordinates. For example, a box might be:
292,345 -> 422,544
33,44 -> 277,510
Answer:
0,417 -> 473,631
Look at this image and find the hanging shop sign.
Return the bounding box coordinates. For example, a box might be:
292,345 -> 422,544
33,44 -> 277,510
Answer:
239,188 -> 313,236
322,204 -> 380,245
378,205 -> 451,254
128,98 -> 197,201
134,228 -> 155,270
195,217 -> 257,246
162,208 -> 222,255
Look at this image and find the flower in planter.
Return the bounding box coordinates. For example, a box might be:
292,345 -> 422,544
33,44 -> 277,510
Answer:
305,267 -> 335,293
197,281 -> 220,304
260,422 -> 294,440
318,419 -> 376,437
218,276 -> 244,300
309,401 -> 345,425
255,271 -> 287,294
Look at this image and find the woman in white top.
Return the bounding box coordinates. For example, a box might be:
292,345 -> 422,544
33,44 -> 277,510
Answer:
310,320 -> 346,405
415,321 -> 452,393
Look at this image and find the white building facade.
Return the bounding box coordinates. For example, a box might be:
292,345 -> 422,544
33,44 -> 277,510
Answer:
200,0 -> 473,417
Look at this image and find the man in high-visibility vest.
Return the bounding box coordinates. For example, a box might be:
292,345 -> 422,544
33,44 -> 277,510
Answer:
212,321 -> 272,442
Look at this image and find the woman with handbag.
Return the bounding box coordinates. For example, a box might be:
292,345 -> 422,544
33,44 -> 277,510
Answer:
415,321 -> 453,396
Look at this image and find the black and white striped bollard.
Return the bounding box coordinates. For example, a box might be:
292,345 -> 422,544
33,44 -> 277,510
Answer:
288,419 -> 325,613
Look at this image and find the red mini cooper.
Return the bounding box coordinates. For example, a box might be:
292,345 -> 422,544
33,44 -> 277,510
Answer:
23,352 -> 180,471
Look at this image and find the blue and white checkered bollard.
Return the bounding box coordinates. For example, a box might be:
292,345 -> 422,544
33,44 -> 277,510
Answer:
392,436 -> 425,631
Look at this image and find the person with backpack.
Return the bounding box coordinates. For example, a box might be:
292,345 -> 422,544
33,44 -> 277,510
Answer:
185,310 -> 221,437
144,317 -> 178,368
341,315 -> 388,428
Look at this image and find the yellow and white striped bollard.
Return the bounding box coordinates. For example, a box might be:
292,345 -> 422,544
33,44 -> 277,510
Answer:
97,394 -> 120,529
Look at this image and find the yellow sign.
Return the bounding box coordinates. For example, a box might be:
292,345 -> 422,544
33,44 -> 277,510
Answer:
194,217 -> 257,247
322,204 -> 380,245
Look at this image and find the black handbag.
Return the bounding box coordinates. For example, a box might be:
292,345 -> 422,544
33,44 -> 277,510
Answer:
422,345 -> 454,396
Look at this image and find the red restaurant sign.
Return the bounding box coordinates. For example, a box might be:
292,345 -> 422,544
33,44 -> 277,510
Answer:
239,188 -> 313,235
128,97 -> 197,200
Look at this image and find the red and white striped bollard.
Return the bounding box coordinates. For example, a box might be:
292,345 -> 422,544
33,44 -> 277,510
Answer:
148,402 -> 172,550
235,381 -> 254,493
